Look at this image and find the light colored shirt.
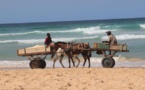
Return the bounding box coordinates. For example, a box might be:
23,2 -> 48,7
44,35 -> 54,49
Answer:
108,34 -> 117,44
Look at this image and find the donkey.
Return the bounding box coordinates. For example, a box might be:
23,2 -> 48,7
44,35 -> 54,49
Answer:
52,42 -> 75,68
52,42 -> 92,68
80,43 -> 92,68
71,43 -> 92,67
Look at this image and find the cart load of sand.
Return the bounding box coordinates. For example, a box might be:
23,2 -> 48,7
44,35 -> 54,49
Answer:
17,45 -> 51,56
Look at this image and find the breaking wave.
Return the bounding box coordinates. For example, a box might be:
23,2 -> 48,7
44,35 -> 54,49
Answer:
0,26 -> 115,37
1,34 -> 145,44
73,26 -> 114,34
0,39 -> 44,44
102,34 -> 145,40
0,36 -> 99,44
140,24 -> 145,29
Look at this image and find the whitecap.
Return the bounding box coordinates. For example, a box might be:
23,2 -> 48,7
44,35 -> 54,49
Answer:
140,24 -> 145,29
0,36 -> 99,44
0,26 -> 117,37
101,34 -> 145,41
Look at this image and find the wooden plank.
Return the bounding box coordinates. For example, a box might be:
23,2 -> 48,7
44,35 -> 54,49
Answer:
17,45 -> 51,56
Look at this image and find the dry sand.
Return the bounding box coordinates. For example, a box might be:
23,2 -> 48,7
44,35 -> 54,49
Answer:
0,68 -> 145,90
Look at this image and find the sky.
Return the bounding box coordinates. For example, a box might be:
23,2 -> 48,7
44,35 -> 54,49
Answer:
0,0 -> 145,24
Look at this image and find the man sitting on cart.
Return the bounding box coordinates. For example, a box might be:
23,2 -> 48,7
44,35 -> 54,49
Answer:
44,33 -> 54,46
106,31 -> 118,56
44,33 -> 55,51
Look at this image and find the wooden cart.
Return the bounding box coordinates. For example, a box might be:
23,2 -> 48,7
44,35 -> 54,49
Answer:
91,42 -> 129,68
17,43 -> 129,69
17,45 -> 52,69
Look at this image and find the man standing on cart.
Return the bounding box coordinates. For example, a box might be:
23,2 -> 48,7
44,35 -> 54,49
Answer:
106,31 -> 118,56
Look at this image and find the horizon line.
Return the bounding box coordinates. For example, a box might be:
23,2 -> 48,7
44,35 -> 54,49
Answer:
0,17 -> 145,25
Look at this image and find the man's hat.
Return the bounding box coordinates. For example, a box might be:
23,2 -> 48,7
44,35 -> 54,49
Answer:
47,33 -> 50,36
106,31 -> 111,33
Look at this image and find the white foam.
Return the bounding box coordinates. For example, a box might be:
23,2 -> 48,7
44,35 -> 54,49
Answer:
80,26 -> 116,35
0,36 -> 99,44
0,31 -> 43,36
0,61 -> 30,67
140,24 -> 145,29
53,36 -> 99,42
0,28 -> 84,37
90,56 -> 120,63
0,56 -> 120,67
1,33 -> 145,44
0,26 -> 116,37
0,39 -> 44,44
102,34 -> 145,40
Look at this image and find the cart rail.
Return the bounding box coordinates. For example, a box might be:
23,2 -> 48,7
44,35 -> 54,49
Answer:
17,45 -> 52,56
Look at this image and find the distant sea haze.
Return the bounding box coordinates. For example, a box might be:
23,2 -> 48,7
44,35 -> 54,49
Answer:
0,18 -> 145,61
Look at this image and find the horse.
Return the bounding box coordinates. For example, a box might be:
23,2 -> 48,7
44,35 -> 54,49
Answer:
52,42 -> 92,68
52,42 -> 75,68
71,43 -> 92,67
80,43 -> 92,68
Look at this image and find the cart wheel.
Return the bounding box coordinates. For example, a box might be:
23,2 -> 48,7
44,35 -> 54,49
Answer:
39,60 -> 46,69
101,57 -> 115,68
112,58 -> 115,67
29,60 -> 40,69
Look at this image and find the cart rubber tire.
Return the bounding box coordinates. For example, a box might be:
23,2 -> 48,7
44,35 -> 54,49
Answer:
112,58 -> 115,67
101,57 -> 115,68
29,60 -> 40,69
39,60 -> 46,69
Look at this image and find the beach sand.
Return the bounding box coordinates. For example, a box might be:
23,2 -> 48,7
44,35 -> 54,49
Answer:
0,57 -> 145,90
0,67 -> 145,90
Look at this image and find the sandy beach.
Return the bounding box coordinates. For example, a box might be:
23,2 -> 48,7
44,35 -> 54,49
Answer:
0,57 -> 145,90
0,67 -> 145,90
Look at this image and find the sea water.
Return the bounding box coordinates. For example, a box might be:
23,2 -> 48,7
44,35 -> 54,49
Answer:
0,18 -> 145,67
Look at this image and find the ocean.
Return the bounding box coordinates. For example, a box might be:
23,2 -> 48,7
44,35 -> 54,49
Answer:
0,18 -> 145,67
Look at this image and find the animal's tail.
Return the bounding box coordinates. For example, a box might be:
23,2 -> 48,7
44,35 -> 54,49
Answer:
88,43 -> 92,57
89,51 -> 92,57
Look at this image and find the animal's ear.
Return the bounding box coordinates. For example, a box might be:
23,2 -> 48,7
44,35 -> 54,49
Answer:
85,43 -> 89,45
87,43 -> 89,45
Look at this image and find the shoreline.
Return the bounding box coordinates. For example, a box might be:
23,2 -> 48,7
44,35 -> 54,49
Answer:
0,61 -> 145,70
0,57 -> 145,70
